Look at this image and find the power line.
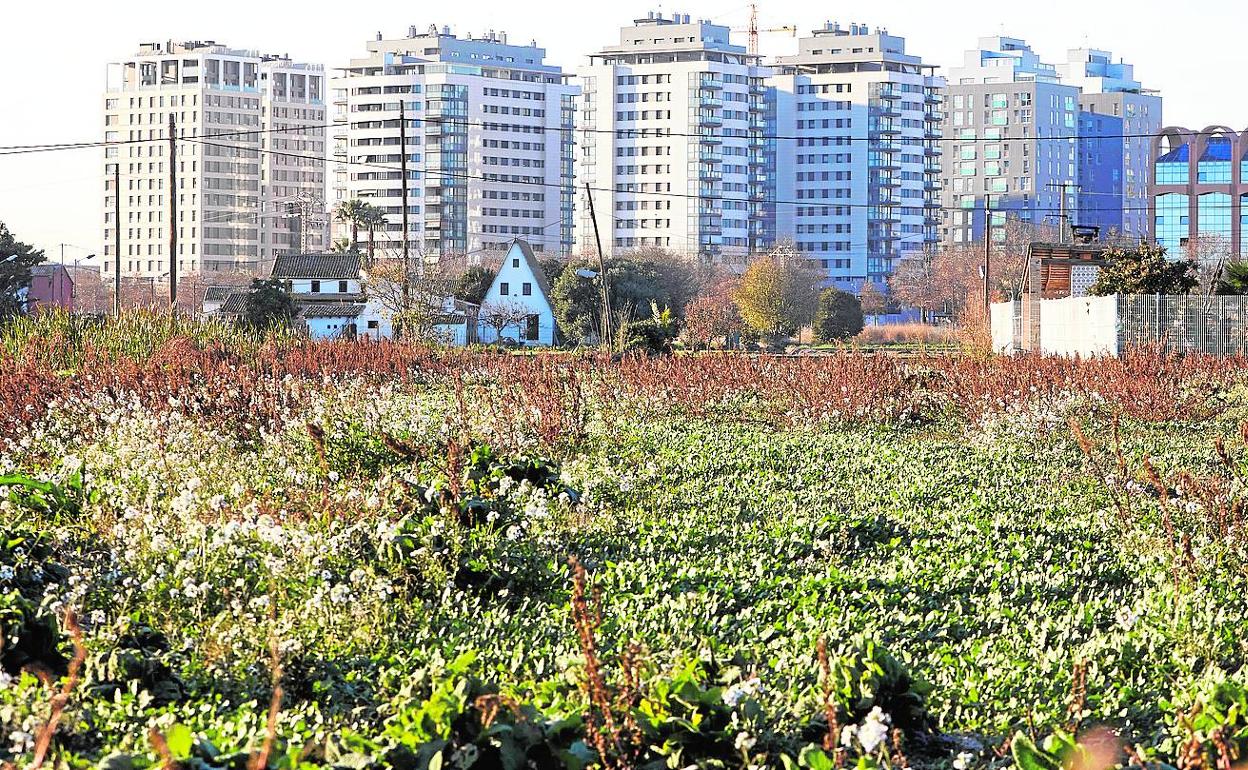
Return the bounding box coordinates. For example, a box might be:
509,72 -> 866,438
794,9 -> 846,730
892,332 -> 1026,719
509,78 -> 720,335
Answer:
1,118 -> 1240,157
185,136 -> 1234,216
0,123 -> 326,156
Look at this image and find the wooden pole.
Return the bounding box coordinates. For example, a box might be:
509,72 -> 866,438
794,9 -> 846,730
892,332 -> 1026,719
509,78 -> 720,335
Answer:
114,163 -> 122,316
167,114 -> 178,311
584,182 -> 612,348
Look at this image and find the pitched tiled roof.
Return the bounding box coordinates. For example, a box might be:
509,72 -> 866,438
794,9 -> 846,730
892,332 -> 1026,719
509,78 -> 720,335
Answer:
270,253 -> 361,280
204,286 -> 235,302
219,292 -> 250,315
298,301 -> 365,319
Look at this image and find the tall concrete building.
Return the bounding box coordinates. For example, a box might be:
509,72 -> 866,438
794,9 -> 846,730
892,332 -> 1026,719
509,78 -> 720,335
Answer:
103,41 -> 327,280
770,22 -> 943,289
331,26 -> 577,258
940,37 -> 1080,246
1058,49 -> 1161,240
941,38 -> 1161,246
576,13 -> 770,261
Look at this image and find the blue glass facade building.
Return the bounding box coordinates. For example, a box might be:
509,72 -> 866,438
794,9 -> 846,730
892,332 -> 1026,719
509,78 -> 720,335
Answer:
1150,129 -> 1248,257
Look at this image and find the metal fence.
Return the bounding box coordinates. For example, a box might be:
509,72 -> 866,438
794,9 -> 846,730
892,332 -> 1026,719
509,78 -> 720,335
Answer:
1118,294 -> 1248,355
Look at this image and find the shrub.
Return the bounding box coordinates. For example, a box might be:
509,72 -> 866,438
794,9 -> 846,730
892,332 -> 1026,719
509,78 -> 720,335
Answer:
813,288 -> 864,343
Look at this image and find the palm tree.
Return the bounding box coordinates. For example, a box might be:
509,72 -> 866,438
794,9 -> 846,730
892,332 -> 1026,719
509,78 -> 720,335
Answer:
359,205 -> 388,267
334,199 -> 369,254
1216,261 -> 1248,295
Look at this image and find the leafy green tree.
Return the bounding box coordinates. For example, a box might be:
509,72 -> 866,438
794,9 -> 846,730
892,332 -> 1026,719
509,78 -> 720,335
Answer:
453,265 -> 496,306
813,287 -> 864,342
733,248 -> 822,340
1087,242 -> 1197,296
627,246 -> 702,318
540,258 -> 566,286
550,257 -> 676,344
621,303 -> 678,355
0,221 -> 45,319
1215,261 -> 1248,295
242,278 -> 296,331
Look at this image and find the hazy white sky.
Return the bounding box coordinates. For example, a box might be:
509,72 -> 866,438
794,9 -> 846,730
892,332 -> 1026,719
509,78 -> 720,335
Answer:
0,0 -> 1237,263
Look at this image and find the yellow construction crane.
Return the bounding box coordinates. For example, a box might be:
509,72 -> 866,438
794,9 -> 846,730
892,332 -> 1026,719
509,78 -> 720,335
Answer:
733,2 -> 796,55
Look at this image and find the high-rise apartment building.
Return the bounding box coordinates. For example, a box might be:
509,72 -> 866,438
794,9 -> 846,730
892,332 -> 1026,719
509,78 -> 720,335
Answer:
1059,48 -> 1161,239
941,38 -> 1161,246
331,26 -> 577,258
941,37 -> 1080,246
103,41 -> 327,280
1151,127 -> 1248,256
576,13 -> 770,261
770,22 -> 943,288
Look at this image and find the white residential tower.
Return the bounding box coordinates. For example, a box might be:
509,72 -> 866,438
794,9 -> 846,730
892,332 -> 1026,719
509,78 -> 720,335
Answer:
103,40 -> 327,280
576,13 -> 771,262
331,26 -> 577,259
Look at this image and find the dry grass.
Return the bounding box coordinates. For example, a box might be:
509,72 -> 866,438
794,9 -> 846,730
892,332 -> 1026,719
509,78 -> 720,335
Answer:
854,323 -> 957,346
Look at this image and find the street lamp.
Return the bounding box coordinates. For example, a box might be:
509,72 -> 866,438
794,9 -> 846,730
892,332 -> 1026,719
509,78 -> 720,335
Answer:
148,272 -> 170,308
70,254 -> 96,314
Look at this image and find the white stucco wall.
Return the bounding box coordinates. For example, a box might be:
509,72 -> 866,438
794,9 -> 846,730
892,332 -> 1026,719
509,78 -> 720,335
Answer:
306,316 -> 358,340
1037,295 -> 1119,357
288,278 -> 362,295
990,301 -> 1019,354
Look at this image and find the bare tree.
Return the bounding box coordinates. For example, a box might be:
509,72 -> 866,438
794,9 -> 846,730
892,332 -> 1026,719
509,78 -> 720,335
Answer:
361,258 -> 453,341
479,298 -> 533,344
1184,233 -> 1235,299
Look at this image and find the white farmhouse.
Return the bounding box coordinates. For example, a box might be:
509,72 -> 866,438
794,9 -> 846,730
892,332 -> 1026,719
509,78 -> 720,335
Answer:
477,240 -> 558,347
271,253 -> 389,340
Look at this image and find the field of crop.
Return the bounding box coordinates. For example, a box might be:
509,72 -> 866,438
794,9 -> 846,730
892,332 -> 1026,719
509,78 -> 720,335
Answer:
4,314 -> 1248,770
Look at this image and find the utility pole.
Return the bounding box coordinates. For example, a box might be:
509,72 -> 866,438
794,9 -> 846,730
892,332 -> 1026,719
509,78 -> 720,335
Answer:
167,114 -> 178,312
114,163 -> 121,316
983,194 -> 992,312
1045,181 -> 1081,243
399,99 -> 411,318
584,182 -> 612,349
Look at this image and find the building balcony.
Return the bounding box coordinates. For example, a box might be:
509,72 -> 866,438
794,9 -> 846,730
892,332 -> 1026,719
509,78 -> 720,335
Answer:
699,77 -> 723,91
925,111 -> 945,122
699,94 -> 724,109
698,133 -> 723,145
697,113 -> 723,126
699,169 -> 723,182
877,88 -> 901,100
925,146 -> 940,157
925,92 -> 943,104
699,151 -> 722,163
875,107 -> 903,118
